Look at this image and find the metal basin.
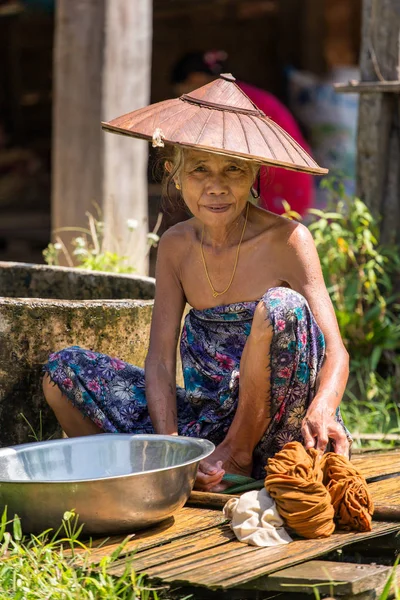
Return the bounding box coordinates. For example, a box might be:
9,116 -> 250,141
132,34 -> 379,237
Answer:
0,434 -> 214,535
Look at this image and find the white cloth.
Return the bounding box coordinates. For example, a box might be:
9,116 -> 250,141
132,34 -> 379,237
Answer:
223,488 -> 292,547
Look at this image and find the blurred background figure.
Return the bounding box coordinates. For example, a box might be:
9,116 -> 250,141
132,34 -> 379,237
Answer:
171,50 -> 314,217
0,0 -> 362,270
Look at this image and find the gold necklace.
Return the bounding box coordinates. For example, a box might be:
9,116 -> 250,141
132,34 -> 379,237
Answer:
200,203 -> 249,298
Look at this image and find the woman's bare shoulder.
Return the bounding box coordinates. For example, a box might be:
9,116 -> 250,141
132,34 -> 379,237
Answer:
248,206 -> 315,263
158,218 -> 197,257
249,204 -> 299,239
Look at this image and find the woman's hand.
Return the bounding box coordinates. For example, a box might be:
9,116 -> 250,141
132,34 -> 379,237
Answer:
301,398 -> 350,457
194,460 -> 225,492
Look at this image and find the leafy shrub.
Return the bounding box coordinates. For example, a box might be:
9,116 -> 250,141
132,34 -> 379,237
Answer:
307,181 -> 400,440
283,182 -> 400,441
308,181 -> 400,365
43,211 -> 160,274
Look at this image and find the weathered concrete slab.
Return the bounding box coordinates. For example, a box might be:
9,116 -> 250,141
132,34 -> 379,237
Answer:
0,262 -> 155,446
0,261 -> 155,300
0,297 -> 153,446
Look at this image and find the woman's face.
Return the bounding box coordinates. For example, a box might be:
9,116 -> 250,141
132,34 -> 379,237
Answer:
177,150 -> 255,227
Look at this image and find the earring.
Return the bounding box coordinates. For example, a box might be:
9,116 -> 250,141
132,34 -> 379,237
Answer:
250,187 -> 260,199
175,183 -> 181,190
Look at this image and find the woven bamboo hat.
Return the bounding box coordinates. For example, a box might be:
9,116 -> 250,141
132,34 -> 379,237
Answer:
102,74 -> 327,175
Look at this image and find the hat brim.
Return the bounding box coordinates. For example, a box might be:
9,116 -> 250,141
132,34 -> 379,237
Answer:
102,121 -> 327,176
101,77 -> 328,176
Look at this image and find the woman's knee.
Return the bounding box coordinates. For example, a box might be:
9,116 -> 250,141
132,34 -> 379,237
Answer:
43,346 -> 85,405
48,346 -> 85,363
42,373 -> 63,407
262,287 -> 308,321
263,287 -> 307,308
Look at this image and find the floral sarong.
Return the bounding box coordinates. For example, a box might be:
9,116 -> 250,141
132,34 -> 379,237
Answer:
44,287 -> 348,479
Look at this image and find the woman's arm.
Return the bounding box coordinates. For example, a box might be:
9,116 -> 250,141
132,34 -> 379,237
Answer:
145,229 -> 186,435
283,223 -> 350,455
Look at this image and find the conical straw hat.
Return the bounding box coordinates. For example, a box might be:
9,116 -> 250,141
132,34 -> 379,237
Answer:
102,74 -> 328,175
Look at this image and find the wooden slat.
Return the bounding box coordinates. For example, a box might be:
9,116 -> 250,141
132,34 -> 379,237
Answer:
112,533 -> 255,580
259,560 -> 392,595
108,524 -> 235,575
72,507 -> 227,563
339,567 -> 400,600
334,81 -> 400,93
254,565 -> 400,600
370,478 -> 400,504
152,521 -> 400,588
352,449 -> 400,479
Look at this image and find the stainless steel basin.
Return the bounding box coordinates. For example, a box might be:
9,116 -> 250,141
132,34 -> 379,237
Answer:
0,434 -> 214,535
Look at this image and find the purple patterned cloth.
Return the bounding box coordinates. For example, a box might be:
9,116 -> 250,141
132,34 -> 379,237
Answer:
44,287 -> 347,479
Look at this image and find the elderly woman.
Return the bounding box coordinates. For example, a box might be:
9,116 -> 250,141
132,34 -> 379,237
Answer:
43,75 -> 350,492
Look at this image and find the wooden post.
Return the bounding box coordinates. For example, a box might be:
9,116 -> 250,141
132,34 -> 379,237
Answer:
301,0 -> 326,75
356,0 -> 400,245
52,0 -> 152,274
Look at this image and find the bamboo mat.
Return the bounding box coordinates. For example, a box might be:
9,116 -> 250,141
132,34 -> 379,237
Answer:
352,448 -> 400,479
89,449 -> 400,590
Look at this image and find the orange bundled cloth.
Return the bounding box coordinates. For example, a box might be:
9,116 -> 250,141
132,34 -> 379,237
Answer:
265,442 -> 374,539
322,452 -> 374,532
265,442 -> 335,538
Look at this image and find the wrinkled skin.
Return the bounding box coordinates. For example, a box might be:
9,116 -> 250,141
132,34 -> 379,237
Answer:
144,150 -> 349,491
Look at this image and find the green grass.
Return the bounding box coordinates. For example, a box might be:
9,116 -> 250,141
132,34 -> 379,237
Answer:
341,368 -> 400,450
0,508 -> 187,600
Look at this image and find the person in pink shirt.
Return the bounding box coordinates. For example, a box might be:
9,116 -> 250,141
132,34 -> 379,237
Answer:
171,51 -> 314,216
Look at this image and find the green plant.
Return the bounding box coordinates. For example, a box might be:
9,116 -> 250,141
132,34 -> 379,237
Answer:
308,180 -> 400,362
343,365 -> 400,440
43,209 -> 161,274
379,555 -> 400,600
283,183 -> 400,443
308,182 -> 400,442
18,410 -> 58,444
0,508 -> 170,599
